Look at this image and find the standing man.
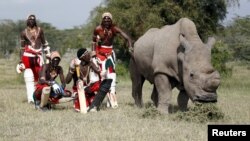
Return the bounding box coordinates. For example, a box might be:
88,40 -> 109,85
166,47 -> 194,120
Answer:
92,12 -> 133,108
17,14 -> 50,103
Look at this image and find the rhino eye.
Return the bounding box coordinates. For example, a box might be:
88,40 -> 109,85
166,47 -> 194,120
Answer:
190,72 -> 194,78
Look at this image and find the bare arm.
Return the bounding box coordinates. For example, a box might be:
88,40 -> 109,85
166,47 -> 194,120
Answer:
65,67 -> 74,84
59,66 -> 66,89
92,42 -> 97,51
38,64 -> 50,85
114,26 -> 133,48
92,28 -> 98,51
90,61 -> 101,74
114,26 -> 134,56
39,28 -> 46,48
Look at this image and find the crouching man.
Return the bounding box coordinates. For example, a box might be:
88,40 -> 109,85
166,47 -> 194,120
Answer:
65,48 -> 112,112
33,51 -> 66,110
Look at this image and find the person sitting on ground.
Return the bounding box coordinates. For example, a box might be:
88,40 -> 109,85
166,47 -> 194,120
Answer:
33,51 -> 66,110
65,48 -> 112,112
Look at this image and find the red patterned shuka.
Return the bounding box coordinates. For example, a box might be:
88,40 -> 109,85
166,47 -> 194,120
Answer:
20,26 -> 46,81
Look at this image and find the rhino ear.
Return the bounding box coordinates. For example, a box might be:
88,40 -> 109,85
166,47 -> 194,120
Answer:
180,34 -> 192,53
206,37 -> 216,49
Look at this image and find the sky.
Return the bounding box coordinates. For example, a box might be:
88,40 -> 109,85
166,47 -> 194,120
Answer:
0,0 -> 249,30
0,0 -> 103,29
223,0 -> 250,25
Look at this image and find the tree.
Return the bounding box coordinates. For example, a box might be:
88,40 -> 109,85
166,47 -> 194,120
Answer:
0,19 -> 85,58
87,0 -> 228,62
223,16 -> 250,61
0,20 -> 20,58
83,0 -> 243,77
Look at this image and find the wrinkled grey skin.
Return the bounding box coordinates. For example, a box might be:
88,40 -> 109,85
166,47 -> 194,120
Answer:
129,18 -> 220,114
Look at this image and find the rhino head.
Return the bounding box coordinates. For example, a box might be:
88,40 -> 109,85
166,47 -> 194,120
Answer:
178,34 -> 220,103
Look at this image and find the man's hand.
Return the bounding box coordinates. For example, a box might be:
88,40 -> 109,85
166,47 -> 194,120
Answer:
129,46 -> 134,53
47,80 -> 55,86
70,58 -> 81,69
52,83 -> 64,95
128,46 -> 134,58
100,71 -> 107,79
16,62 -> 25,74
44,46 -> 51,58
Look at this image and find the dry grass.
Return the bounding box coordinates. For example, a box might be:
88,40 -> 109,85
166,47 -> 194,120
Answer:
0,56 -> 249,141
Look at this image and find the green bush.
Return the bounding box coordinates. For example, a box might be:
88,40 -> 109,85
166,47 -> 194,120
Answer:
212,40 -> 233,78
115,61 -> 129,78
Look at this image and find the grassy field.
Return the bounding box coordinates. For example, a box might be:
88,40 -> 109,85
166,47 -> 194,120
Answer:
0,55 -> 249,141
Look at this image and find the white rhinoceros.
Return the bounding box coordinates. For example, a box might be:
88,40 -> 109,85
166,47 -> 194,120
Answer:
129,18 -> 221,114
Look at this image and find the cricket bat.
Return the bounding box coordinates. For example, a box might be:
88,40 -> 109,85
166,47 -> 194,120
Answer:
76,65 -> 87,113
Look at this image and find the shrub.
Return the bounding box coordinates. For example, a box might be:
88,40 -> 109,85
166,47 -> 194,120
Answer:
115,61 -> 129,77
212,40 -> 233,78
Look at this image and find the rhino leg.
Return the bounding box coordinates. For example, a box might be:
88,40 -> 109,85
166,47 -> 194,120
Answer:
129,59 -> 145,108
132,75 -> 145,108
151,85 -> 158,107
154,74 -> 172,114
177,90 -> 189,111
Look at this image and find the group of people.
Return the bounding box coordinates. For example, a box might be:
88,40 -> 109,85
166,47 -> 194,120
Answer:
17,12 -> 133,112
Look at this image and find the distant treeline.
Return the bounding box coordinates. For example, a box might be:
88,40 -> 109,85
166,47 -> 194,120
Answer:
0,19 -> 86,58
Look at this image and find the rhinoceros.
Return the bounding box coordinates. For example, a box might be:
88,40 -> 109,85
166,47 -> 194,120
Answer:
129,18 -> 221,114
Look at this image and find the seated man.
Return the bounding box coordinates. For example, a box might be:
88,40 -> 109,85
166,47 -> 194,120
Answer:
66,48 -> 100,112
33,51 -> 66,110
65,48 -> 112,112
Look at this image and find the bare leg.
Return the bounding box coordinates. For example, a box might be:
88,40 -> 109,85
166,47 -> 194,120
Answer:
40,86 -> 51,108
